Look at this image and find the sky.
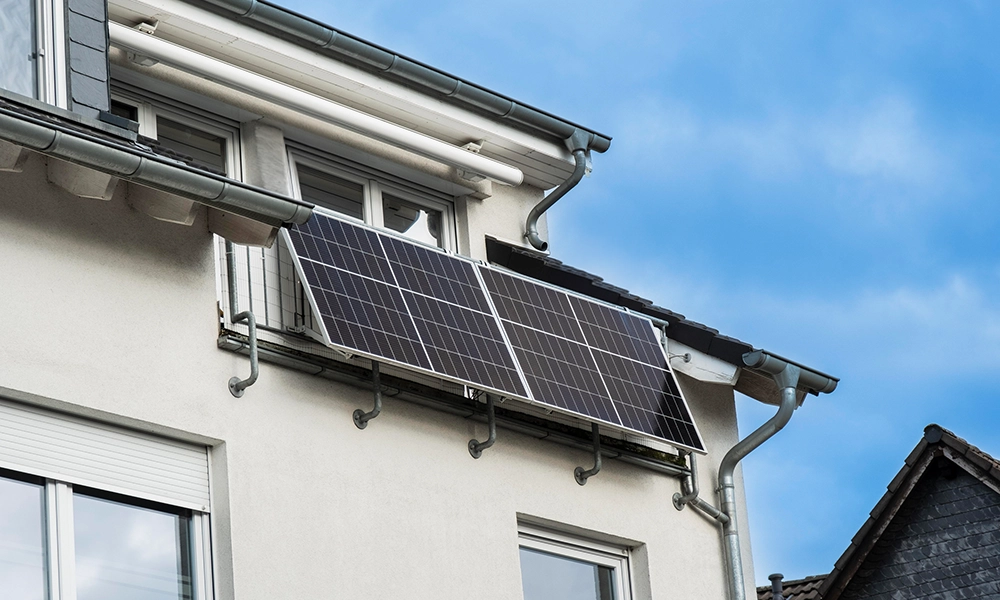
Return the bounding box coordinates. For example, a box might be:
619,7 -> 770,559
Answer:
282,0 -> 1000,584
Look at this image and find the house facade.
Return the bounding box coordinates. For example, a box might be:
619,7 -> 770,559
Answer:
0,1 -> 836,599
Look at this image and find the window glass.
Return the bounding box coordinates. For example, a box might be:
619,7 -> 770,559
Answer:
297,165 -> 364,220
110,100 -> 139,122
382,193 -> 443,248
0,0 -> 37,98
0,474 -> 46,600
73,491 -> 193,600
155,117 -> 227,174
519,547 -> 616,600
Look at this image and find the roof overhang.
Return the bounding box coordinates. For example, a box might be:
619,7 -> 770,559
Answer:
108,0 -> 607,190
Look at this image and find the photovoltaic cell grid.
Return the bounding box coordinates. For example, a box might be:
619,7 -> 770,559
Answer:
286,213 -> 525,398
286,211 -> 703,450
479,266 -> 704,451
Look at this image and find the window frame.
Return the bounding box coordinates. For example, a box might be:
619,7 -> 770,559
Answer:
0,466 -> 214,600
286,145 -> 456,251
36,0 -> 69,107
518,524 -> 633,600
109,85 -> 243,180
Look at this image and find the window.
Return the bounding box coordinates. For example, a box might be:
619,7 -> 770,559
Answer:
518,526 -> 632,600
0,471 -> 206,600
109,87 -> 240,178
287,149 -> 454,250
0,399 -> 213,600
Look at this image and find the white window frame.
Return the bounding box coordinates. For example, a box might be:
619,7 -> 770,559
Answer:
518,524 -> 633,600
109,86 -> 243,180
286,147 -> 456,251
1,468 -> 214,600
37,0 -> 69,107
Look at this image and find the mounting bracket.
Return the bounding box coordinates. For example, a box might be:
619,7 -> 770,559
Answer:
468,394 -> 497,458
575,423 -> 602,485
353,361 -> 382,429
228,311 -> 258,397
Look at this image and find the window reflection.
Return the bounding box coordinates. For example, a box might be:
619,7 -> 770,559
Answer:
0,0 -> 37,98
382,193 -> 443,248
296,165 -> 365,220
74,491 -> 193,600
519,547 -> 615,600
0,474 -> 46,600
155,117 -> 228,174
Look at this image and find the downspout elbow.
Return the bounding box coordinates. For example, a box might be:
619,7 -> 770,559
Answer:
525,128 -> 596,251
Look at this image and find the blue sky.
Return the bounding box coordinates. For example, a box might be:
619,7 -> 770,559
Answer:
284,0 -> 1000,583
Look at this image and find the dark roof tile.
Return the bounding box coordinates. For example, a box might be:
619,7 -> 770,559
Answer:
757,574 -> 827,600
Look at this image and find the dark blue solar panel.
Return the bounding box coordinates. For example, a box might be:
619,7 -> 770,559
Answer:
287,212 -> 525,398
286,211 -> 702,450
479,266 -> 704,451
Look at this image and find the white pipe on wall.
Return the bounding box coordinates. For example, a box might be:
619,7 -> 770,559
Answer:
108,23 -> 525,187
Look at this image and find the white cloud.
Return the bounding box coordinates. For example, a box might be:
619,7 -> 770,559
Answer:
610,93 -> 952,196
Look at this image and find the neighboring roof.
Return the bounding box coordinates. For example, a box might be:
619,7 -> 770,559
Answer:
757,574 -> 827,600
819,425 -> 1000,600
485,237 -> 754,366
190,0 -> 612,153
0,90 -> 312,226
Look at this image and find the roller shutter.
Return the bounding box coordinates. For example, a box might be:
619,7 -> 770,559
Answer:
0,399 -> 210,511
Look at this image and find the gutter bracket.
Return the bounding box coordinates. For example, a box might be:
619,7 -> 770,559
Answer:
228,311 -> 258,397
575,423 -> 602,485
468,394 -> 497,458
353,361 -> 382,429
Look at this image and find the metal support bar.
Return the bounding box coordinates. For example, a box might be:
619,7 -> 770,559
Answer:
228,311 -> 258,397
353,361 -> 382,429
575,423 -> 602,485
468,394 -> 497,458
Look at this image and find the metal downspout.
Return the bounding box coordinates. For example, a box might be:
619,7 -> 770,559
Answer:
524,129 -> 594,251
718,375 -> 799,600
672,351 -> 838,600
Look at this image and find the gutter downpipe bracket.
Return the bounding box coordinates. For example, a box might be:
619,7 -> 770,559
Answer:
672,351 -> 838,600
468,394 -> 497,458
574,423 -> 602,485
353,361 -> 383,429
228,311 -> 258,397
524,129 -> 594,251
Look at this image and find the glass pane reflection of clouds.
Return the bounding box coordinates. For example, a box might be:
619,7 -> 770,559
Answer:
519,547 -> 615,600
0,0 -> 37,98
382,194 -> 443,248
0,475 -> 46,600
74,492 -> 192,600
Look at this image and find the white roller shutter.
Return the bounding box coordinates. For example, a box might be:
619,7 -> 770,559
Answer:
0,399 -> 210,512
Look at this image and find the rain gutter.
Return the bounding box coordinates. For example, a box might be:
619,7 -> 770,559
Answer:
673,350 -> 838,600
0,106 -> 313,226
190,0 -> 612,154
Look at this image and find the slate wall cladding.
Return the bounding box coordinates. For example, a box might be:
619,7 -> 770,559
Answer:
67,0 -> 110,117
839,459 -> 1000,600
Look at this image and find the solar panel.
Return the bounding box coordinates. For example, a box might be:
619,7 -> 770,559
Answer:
479,266 -> 704,452
288,217 -> 429,369
284,210 -> 703,451
285,212 -> 526,398
381,235 -> 526,397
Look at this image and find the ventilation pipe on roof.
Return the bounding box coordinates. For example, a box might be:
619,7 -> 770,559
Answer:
673,350 -> 838,600
524,129 -> 595,251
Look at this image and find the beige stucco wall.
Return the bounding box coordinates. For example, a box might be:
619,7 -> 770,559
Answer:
0,149 -> 754,599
